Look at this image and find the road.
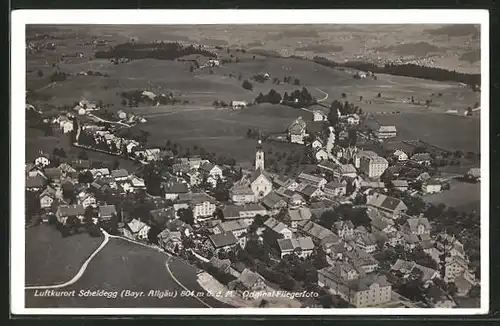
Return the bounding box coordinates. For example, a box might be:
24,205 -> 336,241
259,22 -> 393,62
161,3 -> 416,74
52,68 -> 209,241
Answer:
87,113 -> 131,127
25,230 -> 230,308
316,88 -> 329,103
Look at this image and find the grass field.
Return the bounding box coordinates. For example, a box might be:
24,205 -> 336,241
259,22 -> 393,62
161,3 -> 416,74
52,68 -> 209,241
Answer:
422,179 -> 480,213
25,238 -> 230,308
25,224 -> 104,286
374,112 -> 480,153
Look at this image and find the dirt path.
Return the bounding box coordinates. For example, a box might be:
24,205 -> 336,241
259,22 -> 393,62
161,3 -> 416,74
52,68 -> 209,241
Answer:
316,88 -> 329,102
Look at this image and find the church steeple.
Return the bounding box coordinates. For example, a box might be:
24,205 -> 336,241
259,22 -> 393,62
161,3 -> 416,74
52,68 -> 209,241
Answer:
255,139 -> 264,171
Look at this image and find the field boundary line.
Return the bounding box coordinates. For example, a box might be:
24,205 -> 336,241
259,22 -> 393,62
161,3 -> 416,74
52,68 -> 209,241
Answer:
164,258 -> 212,308
25,230 -> 109,290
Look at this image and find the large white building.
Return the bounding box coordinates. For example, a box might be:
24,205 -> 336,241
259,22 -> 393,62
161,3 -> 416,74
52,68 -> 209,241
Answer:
357,151 -> 388,178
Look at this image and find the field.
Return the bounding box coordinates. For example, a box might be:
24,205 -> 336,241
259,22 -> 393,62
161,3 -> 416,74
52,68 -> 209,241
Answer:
422,179 -> 480,213
375,112 -> 480,153
25,224 -> 104,286
25,238 -> 231,308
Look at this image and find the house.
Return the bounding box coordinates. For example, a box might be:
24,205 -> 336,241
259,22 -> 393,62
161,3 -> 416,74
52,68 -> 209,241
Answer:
214,219 -> 249,238
369,213 -> 396,234
393,149 -> 408,162
297,220 -> 339,246
333,220 -> 354,239
311,138 -> 324,150
444,255 -> 475,283
318,264 -> 392,307
391,180 -> 409,192
39,187 -> 56,209
422,180 -> 442,194
134,148 -> 161,162
324,181 -> 347,198
346,114 -> 360,125
249,169 -> 273,200
111,169 -> 129,181
77,191 -> 96,208
386,231 -> 405,247
150,207 -> 177,227
344,247 -> 380,273
222,205 -> 251,224
425,285 -> 457,308
158,229 -> 183,253
403,217 -> 432,236
288,116 -> 308,144
263,217 -> 293,240
178,192 -> 217,221
295,184 -> 323,200
204,231 -> 240,253
315,148 -> 329,162
117,110 -> 127,120
199,162 -> 223,180
410,153 -> 432,166
290,193 -> 306,207
60,118 -> 74,134
130,176 -> 146,189
55,204 -> 85,224
163,182 -> 189,200
374,125 -> 397,139
231,101 -> 247,110
126,218 -> 150,240
229,176 -> 256,204
34,154 -> 51,167
288,207 -> 312,229
465,167 -> 480,182
297,172 -> 327,189
359,153 -> 388,178
260,191 -> 287,215
313,110 -> 327,122
26,175 -> 47,191
98,205 -> 117,221
208,257 -> 231,274
367,192 -> 408,219
277,237 -> 314,258
89,168 -> 110,179
355,233 -> 378,253
390,259 -> 440,285
228,269 -> 267,295
58,163 -> 77,178
334,164 -> 358,179
403,232 -> 420,250
72,159 -> 91,171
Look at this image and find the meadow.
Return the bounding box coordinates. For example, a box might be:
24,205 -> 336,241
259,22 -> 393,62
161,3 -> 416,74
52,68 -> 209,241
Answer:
422,179 -> 480,213
25,224 -> 104,286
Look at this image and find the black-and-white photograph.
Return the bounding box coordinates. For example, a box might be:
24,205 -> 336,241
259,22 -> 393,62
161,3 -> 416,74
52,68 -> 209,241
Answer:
11,10 -> 488,315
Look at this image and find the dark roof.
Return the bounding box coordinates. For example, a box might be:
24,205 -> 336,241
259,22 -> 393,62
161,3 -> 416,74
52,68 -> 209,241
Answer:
381,196 -> 404,211
72,159 -> 91,170
44,167 -> 62,179
163,182 -> 189,194
57,204 -> 85,217
411,153 -> 431,161
261,191 -> 285,209
208,231 -> 238,248
99,205 -> 117,217
178,192 -> 216,205
111,169 -> 129,178
200,162 -> 215,172
26,175 -> 47,188
249,168 -> 272,184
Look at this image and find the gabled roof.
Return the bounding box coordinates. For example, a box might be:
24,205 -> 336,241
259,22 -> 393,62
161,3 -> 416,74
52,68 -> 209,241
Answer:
278,236 -> 314,252
218,220 -> 248,233
111,169 -> 129,178
178,192 -> 216,205
261,191 -> 285,209
58,163 -> 77,173
368,192 -> 407,212
325,181 -> 345,190
150,207 -> 176,225
208,231 -> 238,248
288,207 -> 312,221
127,218 -> 148,233
263,217 -> 289,234
411,153 -> 431,161
200,162 -> 217,173
249,168 -> 272,184
333,220 -> 354,231
297,220 -> 336,241
297,172 -> 324,184
288,116 -> 307,135
391,179 -> 409,187
99,205 -> 117,217
44,167 -> 62,179
406,217 -> 431,232
26,175 -> 47,188
56,204 -> 85,217
163,182 -> 189,194
237,268 -> 264,288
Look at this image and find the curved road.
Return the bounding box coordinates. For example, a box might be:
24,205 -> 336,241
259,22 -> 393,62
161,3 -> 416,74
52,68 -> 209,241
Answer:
316,88 -> 329,103
25,230 -> 110,290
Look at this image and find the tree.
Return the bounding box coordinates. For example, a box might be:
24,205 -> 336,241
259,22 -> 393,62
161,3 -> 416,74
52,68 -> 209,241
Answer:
242,79 -> 253,91
347,129 -> 357,147
377,93 -> 381,98
294,78 -> 300,85
37,70 -> 44,78
189,65 -> 194,73
318,210 -> 338,230
147,225 -> 162,244
78,171 -> 93,184
178,208 -> 194,225
78,150 -> 88,160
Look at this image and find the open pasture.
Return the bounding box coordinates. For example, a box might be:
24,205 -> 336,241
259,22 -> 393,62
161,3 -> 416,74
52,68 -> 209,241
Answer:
422,179 -> 480,213
374,112 -> 480,153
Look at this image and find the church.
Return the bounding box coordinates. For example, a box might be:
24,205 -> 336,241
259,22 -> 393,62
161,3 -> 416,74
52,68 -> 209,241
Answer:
229,140 -> 273,204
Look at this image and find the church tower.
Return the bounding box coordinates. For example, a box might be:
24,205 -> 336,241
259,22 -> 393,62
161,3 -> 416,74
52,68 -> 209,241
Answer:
255,140 -> 265,171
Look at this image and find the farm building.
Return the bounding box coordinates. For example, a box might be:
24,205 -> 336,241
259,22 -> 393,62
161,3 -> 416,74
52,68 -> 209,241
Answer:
288,116 -> 308,144
374,125 -> 397,139
313,109 -> 327,122
231,101 -> 247,110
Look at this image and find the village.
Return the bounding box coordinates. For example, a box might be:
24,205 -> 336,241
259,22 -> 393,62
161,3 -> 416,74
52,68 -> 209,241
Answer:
25,83 -> 481,309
